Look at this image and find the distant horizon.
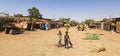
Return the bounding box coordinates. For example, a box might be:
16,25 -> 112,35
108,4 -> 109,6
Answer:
0,0 -> 120,22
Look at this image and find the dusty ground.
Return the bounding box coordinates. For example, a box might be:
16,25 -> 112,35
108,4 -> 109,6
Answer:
0,27 -> 120,56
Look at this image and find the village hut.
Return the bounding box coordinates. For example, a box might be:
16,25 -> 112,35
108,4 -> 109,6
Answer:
0,17 -> 15,32
94,21 -> 101,29
100,18 -> 111,31
0,17 -> 5,32
50,21 -> 58,28
103,21 -> 111,31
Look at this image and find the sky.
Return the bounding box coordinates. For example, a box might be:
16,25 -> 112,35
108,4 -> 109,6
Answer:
0,0 -> 120,22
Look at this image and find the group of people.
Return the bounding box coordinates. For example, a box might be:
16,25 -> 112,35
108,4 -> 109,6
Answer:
57,30 -> 73,49
77,24 -> 85,31
111,22 -> 116,32
20,21 -> 50,31
40,23 -> 49,30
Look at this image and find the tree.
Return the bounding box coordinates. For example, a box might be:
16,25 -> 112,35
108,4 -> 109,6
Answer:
102,18 -> 110,22
27,7 -> 42,19
59,18 -> 70,23
84,19 -> 95,25
14,14 -> 23,17
80,21 -> 85,24
70,20 -> 79,25
0,12 -> 9,17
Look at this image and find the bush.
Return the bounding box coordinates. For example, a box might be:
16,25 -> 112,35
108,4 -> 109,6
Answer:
83,33 -> 101,40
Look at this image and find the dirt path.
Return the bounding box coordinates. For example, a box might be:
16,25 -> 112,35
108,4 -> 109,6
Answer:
0,27 -> 120,56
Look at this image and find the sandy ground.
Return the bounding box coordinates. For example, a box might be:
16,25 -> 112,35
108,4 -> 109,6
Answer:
0,27 -> 120,56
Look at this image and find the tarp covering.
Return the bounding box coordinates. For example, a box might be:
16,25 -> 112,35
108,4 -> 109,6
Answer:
116,22 -> 120,33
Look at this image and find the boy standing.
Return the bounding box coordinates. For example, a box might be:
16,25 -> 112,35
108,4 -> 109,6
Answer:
64,31 -> 73,49
57,31 -> 62,47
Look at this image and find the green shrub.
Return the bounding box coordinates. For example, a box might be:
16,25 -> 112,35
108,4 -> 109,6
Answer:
84,33 -> 100,40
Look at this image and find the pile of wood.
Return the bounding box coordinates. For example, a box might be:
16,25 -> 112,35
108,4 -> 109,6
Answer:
88,45 -> 106,53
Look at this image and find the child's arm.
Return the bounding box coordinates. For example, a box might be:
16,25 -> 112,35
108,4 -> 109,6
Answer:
57,33 -> 59,35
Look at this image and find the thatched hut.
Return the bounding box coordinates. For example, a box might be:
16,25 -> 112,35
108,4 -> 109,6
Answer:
0,17 -> 15,32
0,17 -> 5,32
103,21 -> 111,31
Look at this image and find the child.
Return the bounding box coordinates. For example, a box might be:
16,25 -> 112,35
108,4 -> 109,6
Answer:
57,31 -> 62,47
77,25 -> 80,31
64,31 -> 73,49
